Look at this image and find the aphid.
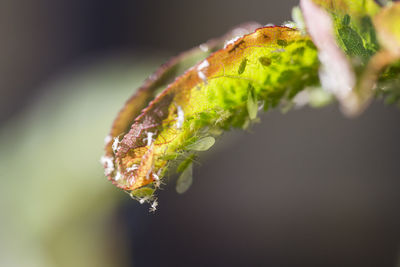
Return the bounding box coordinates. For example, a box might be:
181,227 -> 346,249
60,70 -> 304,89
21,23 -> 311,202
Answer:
129,187 -> 155,202
129,176 -> 136,186
283,21 -> 296,28
258,100 -> 265,111
198,60 -> 210,70
224,36 -> 242,49
126,164 -> 139,172
153,168 -> 163,187
143,132 -> 154,146
175,105 -> 185,129
197,60 -> 210,84
259,56 -> 272,66
112,137 -> 120,153
199,43 -> 209,52
238,58 -> 247,74
293,90 -> 310,107
186,136 -> 215,151
130,145 -> 155,188
228,39 -> 245,53
277,39 -> 288,46
247,85 -> 258,120
139,196 -> 150,204
198,71 -> 207,84
153,173 -> 161,188
114,171 -> 122,181
146,167 -> 153,180
100,156 -> 114,176
272,48 -> 286,53
152,172 -> 160,181
292,46 -> 305,56
149,200 -> 158,212
176,163 -> 193,194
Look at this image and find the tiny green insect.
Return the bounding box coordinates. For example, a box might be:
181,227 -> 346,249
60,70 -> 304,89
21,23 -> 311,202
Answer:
259,56 -> 272,66
247,84 -> 258,120
238,58 -> 247,74
277,39 -> 288,46
176,163 -> 193,194
186,136 -> 215,151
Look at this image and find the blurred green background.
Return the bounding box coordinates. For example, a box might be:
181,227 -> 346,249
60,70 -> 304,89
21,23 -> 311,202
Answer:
1,1 -> 400,267
0,56 -> 159,267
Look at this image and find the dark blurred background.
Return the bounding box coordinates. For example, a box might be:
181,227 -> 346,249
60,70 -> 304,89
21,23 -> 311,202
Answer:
0,0 -> 298,124
1,0 -> 400,267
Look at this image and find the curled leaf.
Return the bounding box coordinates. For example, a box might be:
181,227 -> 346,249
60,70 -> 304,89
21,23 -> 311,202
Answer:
102,23 -> 262,187
103,24 -> 320,201
100,0 -> 400,210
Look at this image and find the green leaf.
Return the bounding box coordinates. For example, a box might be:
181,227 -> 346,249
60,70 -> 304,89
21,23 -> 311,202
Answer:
103,0 -> 400,206
315,0 -> 380,63
300,0 -> 384,115
103,26 -> 319,195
